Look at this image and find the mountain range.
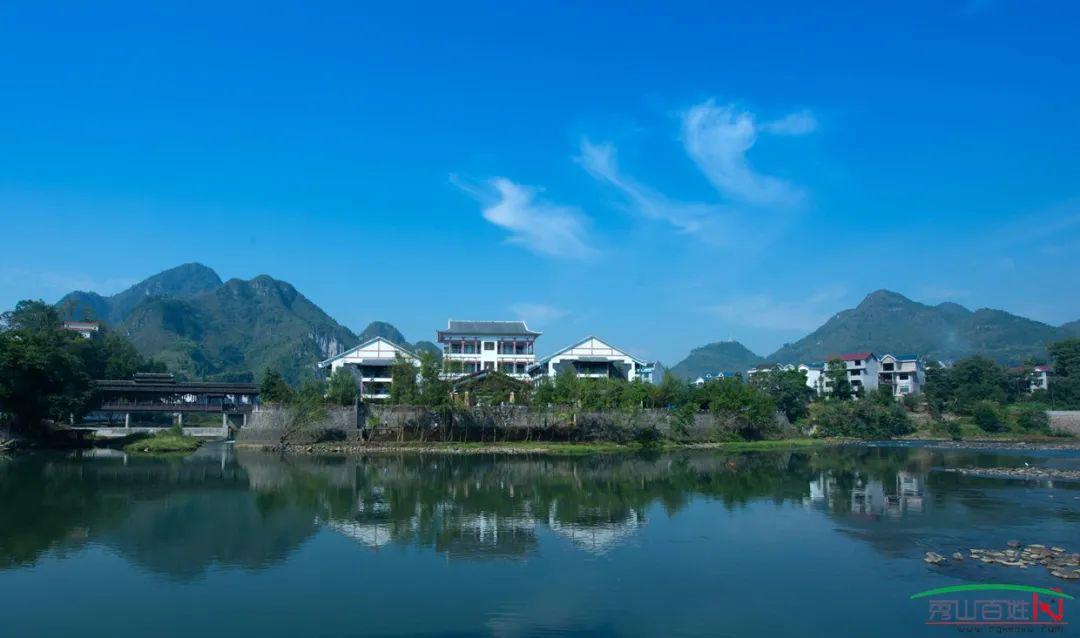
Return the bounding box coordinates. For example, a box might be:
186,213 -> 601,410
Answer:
51,264 -> 1079,384
57,264 -> 431,383
670,289 -> 1080,379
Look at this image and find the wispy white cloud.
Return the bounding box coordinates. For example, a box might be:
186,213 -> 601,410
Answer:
761,109 -> 819,136
577,140 -> 720,236
508,302 -> 568,325
453,176 -> 597,260
578,99 -> 816,249
680,100 -> 810,207
704,287 -> 848,332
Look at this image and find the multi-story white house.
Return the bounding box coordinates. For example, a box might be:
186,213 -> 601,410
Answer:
528,336 -> 648,382
1030,365 -> 1052,393
878,354 -> 925,397
437,320 -> 539,380
821,352 -> 881,395
316,337 -> 419,401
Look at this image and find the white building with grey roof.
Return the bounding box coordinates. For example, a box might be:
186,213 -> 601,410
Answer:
528,336 -> 648,382
316,336 -> 419,401
437,320 -> 540,380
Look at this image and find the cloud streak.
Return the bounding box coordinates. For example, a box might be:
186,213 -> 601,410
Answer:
577,140 -> 719,236
455,176 -> 597,260
680,100 -> 809,207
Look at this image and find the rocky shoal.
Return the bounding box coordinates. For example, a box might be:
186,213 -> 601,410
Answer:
925,542 -> 1080,580
944,467 -> 1080,482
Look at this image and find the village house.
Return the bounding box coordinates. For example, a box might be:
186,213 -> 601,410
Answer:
437,320 -> 539,380
527,336 -> 649,382
1029,365 -> 1052,392
62,320 -> 100,339
316,337 -> 419,401
878,354 -> 925,397
820,352 -> 881,395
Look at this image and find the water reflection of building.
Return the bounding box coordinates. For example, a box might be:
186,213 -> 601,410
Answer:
325,499 -> 396,550
806,471 -> 926,518
547,506 -> 642,554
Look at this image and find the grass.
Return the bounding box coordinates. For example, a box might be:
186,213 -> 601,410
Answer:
122,431 -> 202,454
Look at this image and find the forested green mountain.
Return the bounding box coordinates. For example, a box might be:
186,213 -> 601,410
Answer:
766,290 -> 1069,365
669,341 -> 763,379
116,275 -> 358,382
58,263 -> 222,324
52,264 -> 426,383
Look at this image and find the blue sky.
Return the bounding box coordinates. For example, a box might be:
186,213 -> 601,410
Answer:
2,1 -> 1079,364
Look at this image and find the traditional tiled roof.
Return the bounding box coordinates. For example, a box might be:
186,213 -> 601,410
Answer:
438,320 -> 540,337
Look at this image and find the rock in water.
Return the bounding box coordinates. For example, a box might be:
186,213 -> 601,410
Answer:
924,552 -> 947,565
952,552 -> 964,561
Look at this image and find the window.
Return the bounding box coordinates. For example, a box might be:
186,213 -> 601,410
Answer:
898,374 -> 909,381
483,341 -> 495,351
849,369 -> 861,376
882,363 -> 894,371
899,385 -> 911,394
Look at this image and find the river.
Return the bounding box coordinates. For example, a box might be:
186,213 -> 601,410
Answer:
1,443 -> 1078,636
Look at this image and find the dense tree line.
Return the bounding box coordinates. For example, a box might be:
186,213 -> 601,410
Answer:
0,300 -> 164,434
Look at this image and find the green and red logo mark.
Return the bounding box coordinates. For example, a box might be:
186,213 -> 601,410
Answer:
912,584 -> 1073,629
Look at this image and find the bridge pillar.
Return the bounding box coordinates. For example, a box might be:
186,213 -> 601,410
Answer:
124,413 -> 130,429
176,412 -> 183,427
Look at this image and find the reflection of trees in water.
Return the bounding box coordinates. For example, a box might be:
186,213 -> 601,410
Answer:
5,445 -> 1075,577
0,448 -> 316,579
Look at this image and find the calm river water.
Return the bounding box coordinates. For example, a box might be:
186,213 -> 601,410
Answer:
1,443 -> 1078,637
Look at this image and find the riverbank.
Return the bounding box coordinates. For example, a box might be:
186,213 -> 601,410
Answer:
239,437 -> 838,456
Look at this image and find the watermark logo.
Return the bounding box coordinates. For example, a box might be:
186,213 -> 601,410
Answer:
912,584 -> 1073,632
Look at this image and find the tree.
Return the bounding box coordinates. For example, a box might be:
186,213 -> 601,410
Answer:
1048,338 -> 1080,377
972,400 -> 1005,433
417,351 -> 450,408
925,356 -> 1009,414
280,380 -> 329,444
0,302 -> 91,431
388,354 -> 419,405
326,368 -> 358,406
259,368 -> 294,404
750,369 -> 813,422
825,359 -> 853,400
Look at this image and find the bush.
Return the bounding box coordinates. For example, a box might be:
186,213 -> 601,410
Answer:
810,400 -> 915,439
972,400 -> 1006,433
1014,407 -> 1050,433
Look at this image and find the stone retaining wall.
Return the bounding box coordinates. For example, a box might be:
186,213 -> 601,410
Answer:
1048,411 -> 1080,436
237,405 -> 793,446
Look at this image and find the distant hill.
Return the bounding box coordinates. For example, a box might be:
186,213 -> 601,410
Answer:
669,341 -> 762,379
766,290 -> 1068,365
58,263 -> 222,324
117,275 -> 358,383
358,321 -> 408,345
